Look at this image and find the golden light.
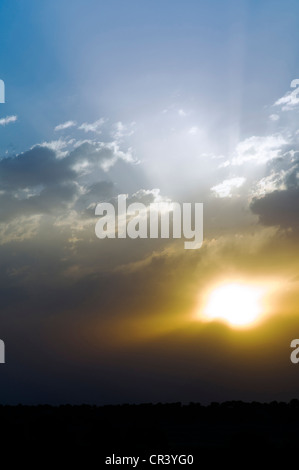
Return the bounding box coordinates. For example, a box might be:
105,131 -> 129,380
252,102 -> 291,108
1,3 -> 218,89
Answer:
201,282 -> 265,328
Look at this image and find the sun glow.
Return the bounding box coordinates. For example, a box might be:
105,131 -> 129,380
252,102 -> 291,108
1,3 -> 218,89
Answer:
202,282 -> 265,328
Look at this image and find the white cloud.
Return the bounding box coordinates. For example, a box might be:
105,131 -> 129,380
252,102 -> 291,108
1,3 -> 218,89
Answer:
274,80 -> 299,111
188,126 -> 199,135
73,139 -> 94,148
211,177 -> 246,198
269,114 -> 280,121
111,121 -> 135,140
100,142 -> 136,171
54,121 -> 77,131
251,172 -> 286,198
131,188 -> 169,204
78,118 -> 105,133
39,138 -> 74,158
218,160 -> 230,169
178,109 -> 187,117
232,134 -> 286,165
0,115 -> 17,126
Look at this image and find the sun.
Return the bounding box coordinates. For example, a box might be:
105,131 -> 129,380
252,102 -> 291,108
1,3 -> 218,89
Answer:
201,282 -> 264,328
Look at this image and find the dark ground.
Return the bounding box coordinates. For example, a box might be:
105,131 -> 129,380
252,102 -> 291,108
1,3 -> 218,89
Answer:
1,400 -> 299,465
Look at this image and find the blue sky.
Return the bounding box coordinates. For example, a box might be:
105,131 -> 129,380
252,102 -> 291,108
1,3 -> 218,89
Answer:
1,0 -> 299,156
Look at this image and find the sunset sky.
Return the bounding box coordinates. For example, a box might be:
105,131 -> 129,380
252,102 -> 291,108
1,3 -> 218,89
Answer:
1,0 -> 299,404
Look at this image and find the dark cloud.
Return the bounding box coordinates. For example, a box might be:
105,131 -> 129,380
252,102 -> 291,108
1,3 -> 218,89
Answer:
0,182 -> 79,222
77,181 -> 116,217
0,139 -> 138,224
250,152 -> 299,231
0,146 -> 76,189
251,188 -> 299,230
0,140 -> 132,192
284,161 -> 299,189
68,141 -> 115,165
84,181 -> 115,200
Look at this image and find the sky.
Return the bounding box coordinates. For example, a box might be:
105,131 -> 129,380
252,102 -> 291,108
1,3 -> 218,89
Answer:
1,0 -> 299,404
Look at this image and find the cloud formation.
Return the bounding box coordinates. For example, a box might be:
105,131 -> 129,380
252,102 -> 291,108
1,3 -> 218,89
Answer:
54,121 -> 77,131
0,115 -> 17,126
78,118 -> 105,134
232,135 -> 287,165
274,79 -> 299,111
251,188 -> 299,231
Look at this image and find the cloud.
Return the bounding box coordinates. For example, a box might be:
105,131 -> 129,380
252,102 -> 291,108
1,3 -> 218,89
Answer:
0,146 -> 76,190
39,138 -> 75,158
0,182 -> 80,223
84,181 -> 115,201
0,139 -> 134,194
111,121 -> 135,140
211,177 -> 246,198
232,135 -> 287,165
188,126 -> 199,135
218,160 -> 230,169
54,121 -> 77,131
269,114 -> 280,121
69,140 -> 136,173
274,79 -> 299,111
77,181 -> 116,216
250,151 -> 299,230
0,115 -> 17,126
0,132 -> 139,243
251,188 -> 299,231
127,188 -> 166,205
250,172 -> 286,198
78,118 -> 105,133
249,151 -> 297,198
0,139 -> 134,190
